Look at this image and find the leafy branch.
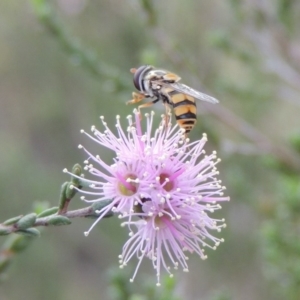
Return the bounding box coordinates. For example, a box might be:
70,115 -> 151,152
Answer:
0,164 -> 112,279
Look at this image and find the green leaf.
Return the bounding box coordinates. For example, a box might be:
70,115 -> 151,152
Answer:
16,228 -> 41,237
47,215 -> 71,226
65,182 -> 77,199
3,215 -> 23,226
37,207 -> 59,218
71,163 -> 83,186
0,227 -> 11,236
16,213 -> 37,230
58,181 -> 69,210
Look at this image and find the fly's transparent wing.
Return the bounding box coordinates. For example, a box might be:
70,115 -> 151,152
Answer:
165,82 -> 219,104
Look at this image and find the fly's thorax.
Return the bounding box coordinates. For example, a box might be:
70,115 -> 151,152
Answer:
146,69 -> 180,85
145,70 -> 167,95
136,67 -> 182,98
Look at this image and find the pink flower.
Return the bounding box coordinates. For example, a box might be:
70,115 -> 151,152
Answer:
71,109 -> 229,285
120,199 -> 225,286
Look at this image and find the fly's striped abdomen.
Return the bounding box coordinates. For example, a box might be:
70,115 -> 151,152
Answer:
168,92 -> 197,133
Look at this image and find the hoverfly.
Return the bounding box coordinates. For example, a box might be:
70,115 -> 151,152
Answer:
127,65 -> 219,134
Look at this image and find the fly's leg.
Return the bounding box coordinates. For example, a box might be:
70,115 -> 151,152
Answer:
127,92 -> 158,120
135,100 -> 159,120
126,92 -> 145,105
163,103 -> 172,128
137,101 -> 154,111
126,92 -> 145,122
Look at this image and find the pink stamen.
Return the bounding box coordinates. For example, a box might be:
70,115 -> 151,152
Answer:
169,168 -> 186,181
134,111 -> 145,152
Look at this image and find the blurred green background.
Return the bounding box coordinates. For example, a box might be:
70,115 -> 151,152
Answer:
1,0 -> 300,299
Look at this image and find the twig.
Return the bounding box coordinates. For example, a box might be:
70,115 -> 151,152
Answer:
0,202 -> 112,236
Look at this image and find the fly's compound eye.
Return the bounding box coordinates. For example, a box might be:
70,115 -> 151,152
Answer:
133,65 -> 149,91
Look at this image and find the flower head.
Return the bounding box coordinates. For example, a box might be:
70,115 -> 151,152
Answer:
70,109 -> 229,285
